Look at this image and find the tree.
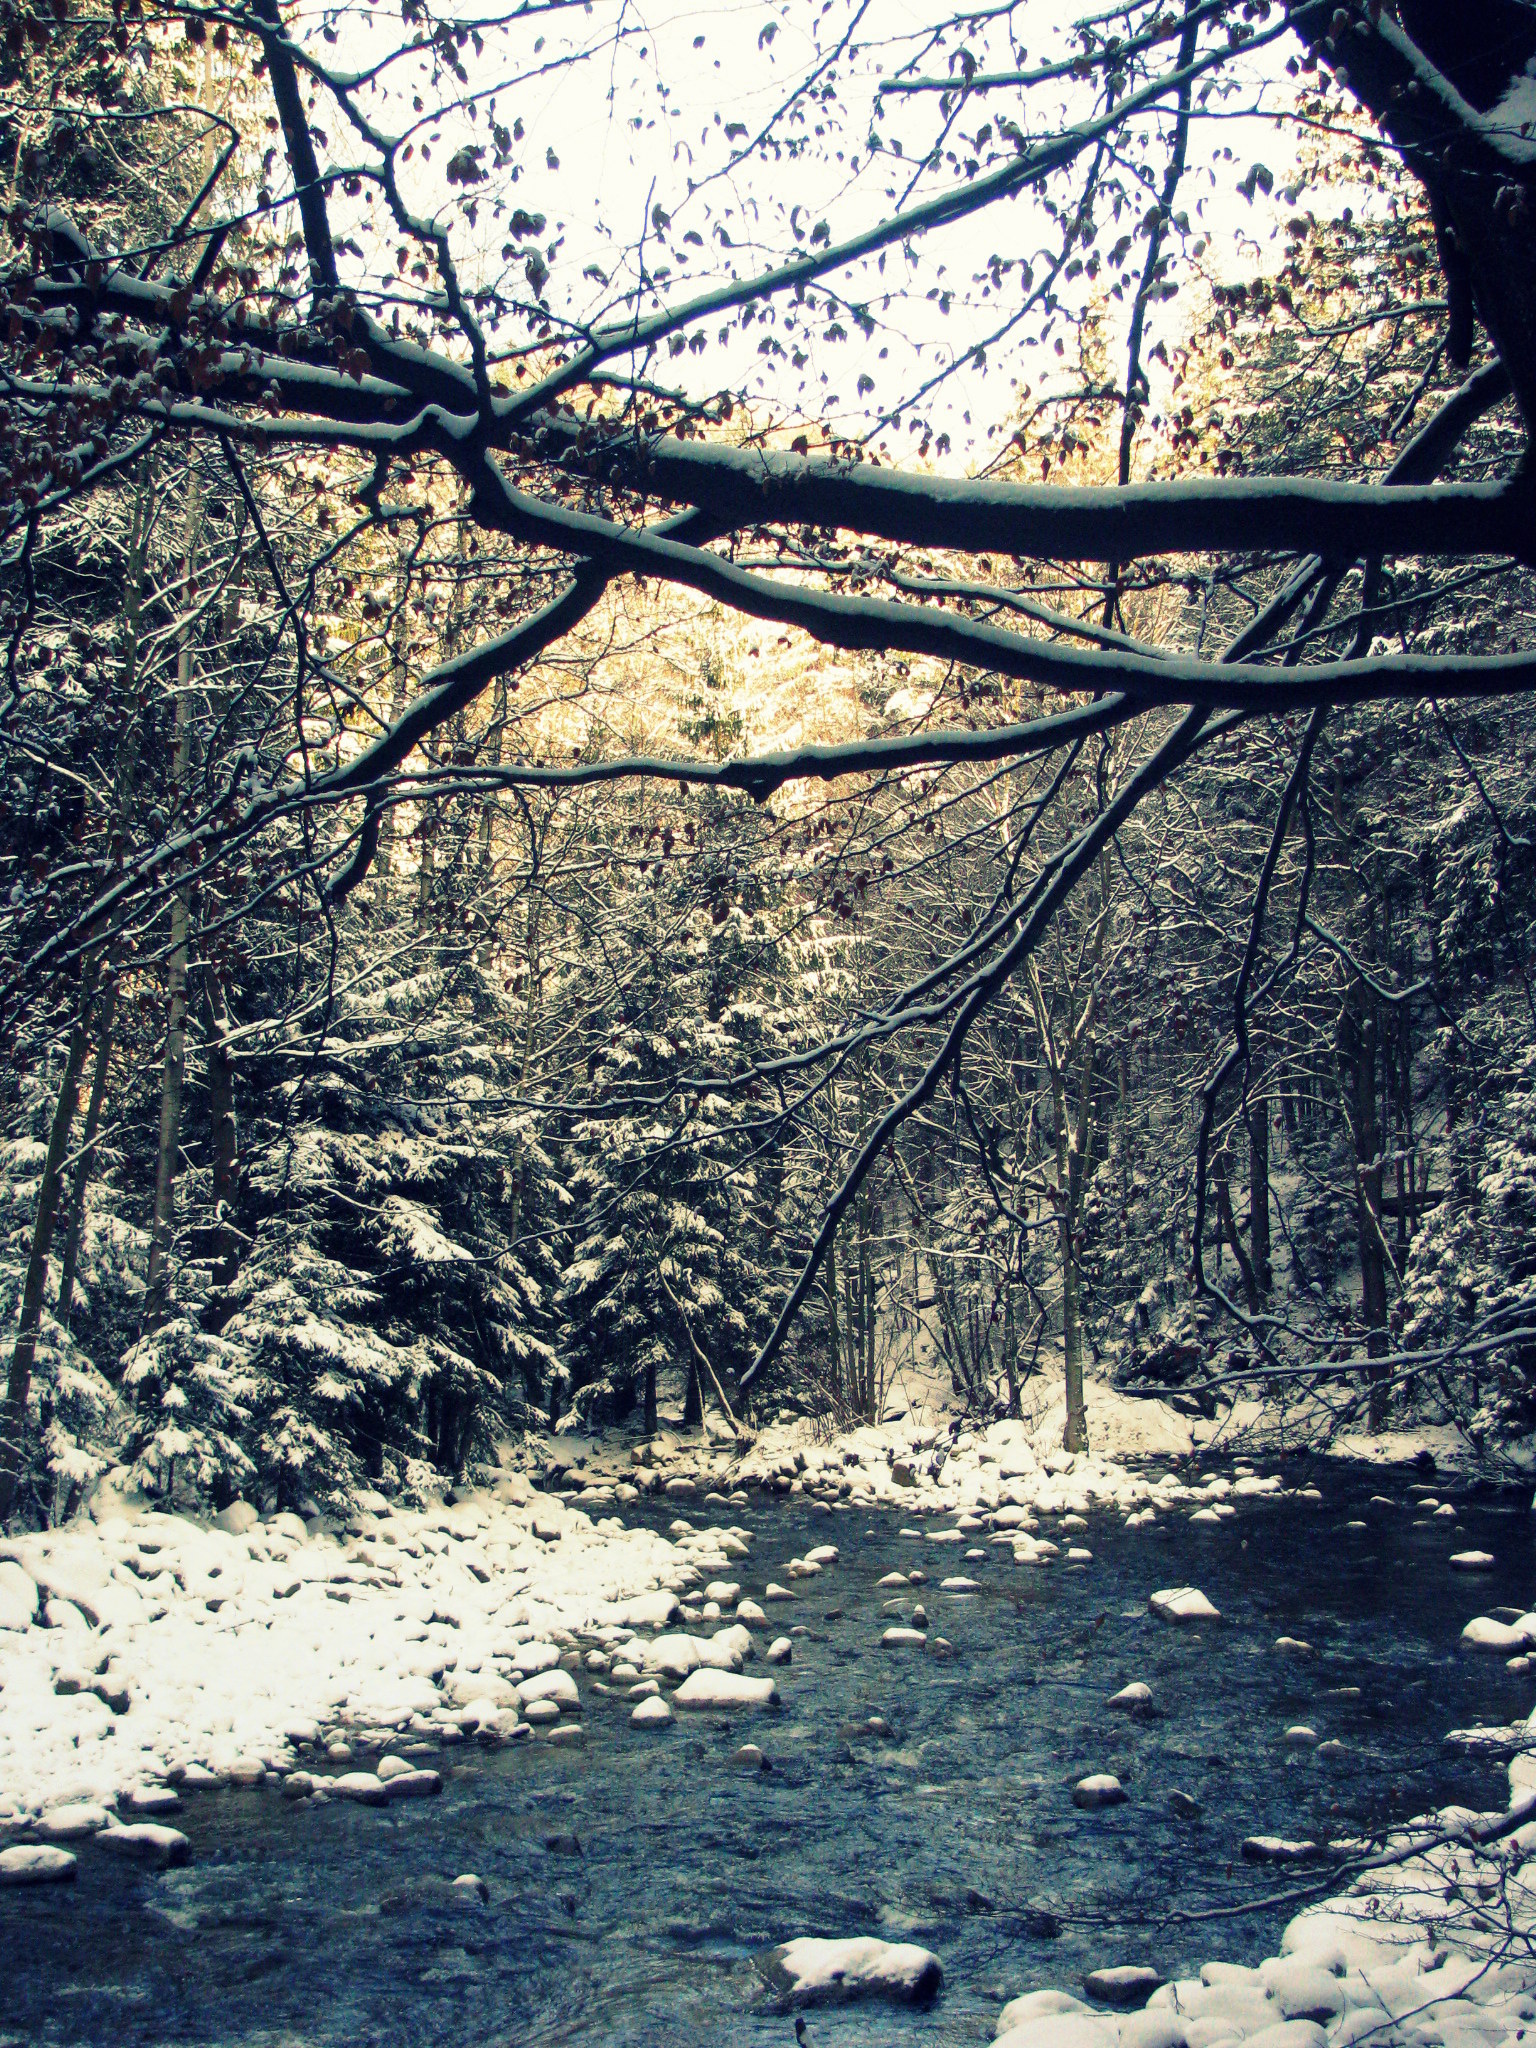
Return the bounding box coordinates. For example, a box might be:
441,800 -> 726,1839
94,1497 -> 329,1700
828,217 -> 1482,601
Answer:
4,0 -> 1536,1498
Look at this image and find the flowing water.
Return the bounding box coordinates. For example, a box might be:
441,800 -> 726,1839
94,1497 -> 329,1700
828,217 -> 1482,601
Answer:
3,1460 -> 1533,2048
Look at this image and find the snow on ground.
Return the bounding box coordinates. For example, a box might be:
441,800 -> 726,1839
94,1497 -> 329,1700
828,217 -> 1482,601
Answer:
0,1406 -> 1259,1826
3,1399 -> 1535,2048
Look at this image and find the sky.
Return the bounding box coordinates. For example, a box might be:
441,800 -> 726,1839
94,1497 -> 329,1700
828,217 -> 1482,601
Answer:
288,0 -> 1343,473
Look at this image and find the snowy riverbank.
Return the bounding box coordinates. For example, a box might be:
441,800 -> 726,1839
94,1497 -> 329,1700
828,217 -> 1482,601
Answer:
1,1402 -> 1533,2048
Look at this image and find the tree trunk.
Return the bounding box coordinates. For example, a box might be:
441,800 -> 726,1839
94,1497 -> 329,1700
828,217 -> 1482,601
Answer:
0,971 -> 99,1518
1060,1196 -> 1087,1452
56,973 -> 118,1332
1213,1147 -> 1262,1314
1340,983 -> 1391,1424
643,1357 -> 657,1436
144,481 -> 204,1323
205,973 -> 239,1285
1247,1093 -> 1272,1294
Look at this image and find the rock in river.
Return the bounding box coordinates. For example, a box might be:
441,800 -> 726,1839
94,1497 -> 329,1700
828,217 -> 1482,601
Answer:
756,1935 -> 943,2009
1073,1774 -> 1127,1810
1085,1964 -> 1163,2006
97,1823 -> 190,1868
1149,1587 -> 1219,1623
673,1669 -> 778,1709
0,1844 -> 76,1886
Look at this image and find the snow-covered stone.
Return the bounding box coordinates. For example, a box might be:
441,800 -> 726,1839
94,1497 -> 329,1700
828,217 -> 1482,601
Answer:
756,1935 -> 942,2008
631,1696 -> 672,1727
1073,1774 -> 1127,1809
1149,1587 -> 1219,1623
0,1844 -> 76,1885
673,1669 -> 778,1709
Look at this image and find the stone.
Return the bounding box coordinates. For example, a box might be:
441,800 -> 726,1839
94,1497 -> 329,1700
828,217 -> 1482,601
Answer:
881,1627 -> 928,1647
764,1582 -> 795,1602
0,1845 -> 76,1885
35,1802 -> 109,1841
453,1873 -> 489,1902
126,1785 -> 181,1814
756,1935 -> 942,2009
632,1696 -> 673,1727
328,1772 -> 389,1806
736,1599 -> 767,1624
1149,1587 -> 1218,1623
282,1773 -> 315,1800
1450,1551 -> 1495,1571
225,1759 -> 265,1788
1073,1774 -> 1127,1809
766,1637 -> 792,1665
673,1669 -> 778,1708
1167,1790 -> 1202,1819
1274,1637 -> 1314,1655
941,1576 -> 980,1591
384,1769 -> 443,1801
1068,1548 -> 1094,1563
1241,1836 -> 1325,1864
1085,1965 -> 1164,2007
731,1744 -> 765,1770
97,1823 -> 190,1868
544,1725 -> 584,1747
523,1699 -> 561,1724
1109,1683 -> 1152,1712
377,1754 -> 415,1782
1283,1726 -> 1319,1749
518,1668 -> 580,1710
213,1500 -> 260,1535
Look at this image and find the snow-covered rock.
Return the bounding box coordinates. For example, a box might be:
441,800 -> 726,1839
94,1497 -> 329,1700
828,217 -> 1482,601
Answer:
672,1670 -> 778,1709
756,1935 -> 942,2008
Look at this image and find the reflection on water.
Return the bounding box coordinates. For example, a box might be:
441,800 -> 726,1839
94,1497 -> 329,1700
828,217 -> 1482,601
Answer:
1,1461 -> 1530,2048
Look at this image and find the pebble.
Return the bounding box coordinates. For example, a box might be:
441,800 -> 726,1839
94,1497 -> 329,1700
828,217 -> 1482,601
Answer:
1167,1790 -> 1202,1819
1283,1725 -> 1319,1749
764,1583 -> 795,1602
1450,1550 -> 1495,1571
523,1699 -> 561,1724
0,1844 -> 76,1885
1073,1774 -> 1127,1810
766,1638 -> 792,1665
452,1873 -> 489,1902
881,1627 -> 928,1647
731,1744 -> 765,1770
631,1696 -> 673,1727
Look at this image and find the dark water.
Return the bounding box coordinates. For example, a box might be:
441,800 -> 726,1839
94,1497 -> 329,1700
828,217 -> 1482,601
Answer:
3,1461 -> 1533,2048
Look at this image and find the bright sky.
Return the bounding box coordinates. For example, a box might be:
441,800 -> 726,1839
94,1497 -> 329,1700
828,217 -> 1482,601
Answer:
296,0 -> 1346,470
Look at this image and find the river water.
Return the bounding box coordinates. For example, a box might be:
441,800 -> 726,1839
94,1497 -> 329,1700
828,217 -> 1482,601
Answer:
2,1460 -> 1532,2048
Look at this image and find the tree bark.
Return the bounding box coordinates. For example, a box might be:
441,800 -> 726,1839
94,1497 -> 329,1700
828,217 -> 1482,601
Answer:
1248,1092 -> 1271,1295
0,967 -> 99,1518
56,973 -> 118,1333
205,973 -> 239,1286
1340,983 -> 1391,1425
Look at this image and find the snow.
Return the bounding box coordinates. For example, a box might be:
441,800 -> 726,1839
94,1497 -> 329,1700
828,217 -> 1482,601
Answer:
757,1934 -> 943,2008
0,1483 -> 748,1820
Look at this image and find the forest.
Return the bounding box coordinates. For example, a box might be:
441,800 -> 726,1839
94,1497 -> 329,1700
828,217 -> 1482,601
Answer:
2,0 -> 1533,1526
4,3 -> 1536,2043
